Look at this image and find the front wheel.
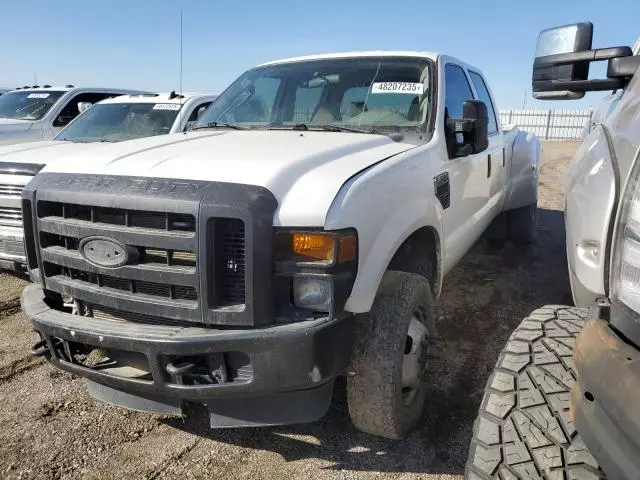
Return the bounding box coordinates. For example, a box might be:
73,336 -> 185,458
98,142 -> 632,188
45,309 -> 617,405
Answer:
347,271 -> 435,439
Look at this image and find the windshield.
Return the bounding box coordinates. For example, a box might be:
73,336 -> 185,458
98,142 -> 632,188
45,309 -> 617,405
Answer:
0,90 -> 65,120
196,57 -> 432,133
55,102 -> 182,143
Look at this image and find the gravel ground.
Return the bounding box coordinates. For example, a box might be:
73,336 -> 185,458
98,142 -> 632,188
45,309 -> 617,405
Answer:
0,141 -> 578,480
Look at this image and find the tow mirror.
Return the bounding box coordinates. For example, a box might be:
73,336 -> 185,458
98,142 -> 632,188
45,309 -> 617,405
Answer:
533,22 -> 635,100
196,106 -> 207,119
77,102 -> 93,113
446,100 -> 489,157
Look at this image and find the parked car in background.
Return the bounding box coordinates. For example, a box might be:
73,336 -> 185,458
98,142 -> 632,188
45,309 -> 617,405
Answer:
21,51 -> 539,438
0,91 -> 216,271
0,85 -> 147,146
467,22 -> 640,480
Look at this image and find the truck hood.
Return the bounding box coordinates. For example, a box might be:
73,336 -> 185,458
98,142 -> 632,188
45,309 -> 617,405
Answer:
0,118 -> 34,131
0,140 -> 104,164
43,130 -> 417,226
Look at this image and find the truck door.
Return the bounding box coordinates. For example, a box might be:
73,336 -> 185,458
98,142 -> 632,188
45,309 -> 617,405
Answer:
468,70 -> 505,215
440,63 -> 492,266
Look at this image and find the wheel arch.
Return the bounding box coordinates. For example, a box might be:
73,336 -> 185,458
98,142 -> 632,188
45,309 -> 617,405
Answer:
387,225 -> 442,298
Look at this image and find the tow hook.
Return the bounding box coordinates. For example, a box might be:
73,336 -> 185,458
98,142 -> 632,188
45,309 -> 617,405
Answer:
31,339 -> 50,357
166,354 -> 227,385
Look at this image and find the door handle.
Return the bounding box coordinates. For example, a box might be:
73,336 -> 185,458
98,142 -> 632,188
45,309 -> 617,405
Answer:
487,154 -> 492,178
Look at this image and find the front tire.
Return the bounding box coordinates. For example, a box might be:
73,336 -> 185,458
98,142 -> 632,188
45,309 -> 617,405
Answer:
347,271 -> 435,439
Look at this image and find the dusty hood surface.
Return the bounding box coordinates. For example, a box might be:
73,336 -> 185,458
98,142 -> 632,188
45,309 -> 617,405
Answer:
42,130 -> 417,225
0,140 -> 111,164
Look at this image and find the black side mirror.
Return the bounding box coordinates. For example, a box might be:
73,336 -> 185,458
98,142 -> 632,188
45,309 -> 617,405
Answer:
446,100 -> 489,158
532,22 -> 633,100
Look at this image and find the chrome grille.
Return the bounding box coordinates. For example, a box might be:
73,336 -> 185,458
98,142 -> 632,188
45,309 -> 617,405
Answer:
0,207 -> 22,227
0,184 -> 23,197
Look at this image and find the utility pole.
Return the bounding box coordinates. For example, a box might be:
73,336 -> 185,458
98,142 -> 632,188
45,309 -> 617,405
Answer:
522,88 -> 527,109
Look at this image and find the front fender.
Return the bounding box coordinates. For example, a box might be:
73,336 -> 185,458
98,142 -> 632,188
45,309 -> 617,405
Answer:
565,125 -> 617,307
503,130 -> 541,211
325,147 -> 443,313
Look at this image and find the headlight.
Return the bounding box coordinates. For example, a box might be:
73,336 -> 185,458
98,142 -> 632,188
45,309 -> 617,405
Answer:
611,152 -> 640,315
293,276 -> 333,311
273,230 -> 357,313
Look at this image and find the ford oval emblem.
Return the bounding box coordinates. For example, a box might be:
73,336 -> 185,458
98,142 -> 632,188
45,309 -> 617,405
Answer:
78,236 -> 138,268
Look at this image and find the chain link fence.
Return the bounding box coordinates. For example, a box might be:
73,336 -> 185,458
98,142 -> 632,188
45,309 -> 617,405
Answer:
499,108 -> 593,141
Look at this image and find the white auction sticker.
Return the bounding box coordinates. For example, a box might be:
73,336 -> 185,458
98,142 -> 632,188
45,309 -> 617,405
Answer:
153,103 -> 181,110
26,93 -> 50,99
371,82 -> 424,94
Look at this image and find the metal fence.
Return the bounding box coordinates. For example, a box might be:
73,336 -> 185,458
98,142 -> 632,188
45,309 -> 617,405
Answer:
498,108 -> 593,141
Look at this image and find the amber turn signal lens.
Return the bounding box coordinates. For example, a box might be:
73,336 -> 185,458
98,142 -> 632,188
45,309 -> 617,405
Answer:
292,233 -> 336,262
339,235 -> 357,263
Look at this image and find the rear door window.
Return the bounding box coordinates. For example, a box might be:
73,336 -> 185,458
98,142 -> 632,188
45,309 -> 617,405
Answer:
468,71 -> 499,135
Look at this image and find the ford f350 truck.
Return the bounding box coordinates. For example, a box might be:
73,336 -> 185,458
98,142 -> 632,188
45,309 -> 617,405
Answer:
0,91 -> 216,270
21,51 -> 540,438
467,23 -> 640,479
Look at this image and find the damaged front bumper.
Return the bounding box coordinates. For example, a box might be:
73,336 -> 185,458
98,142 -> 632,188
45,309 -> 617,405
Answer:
22,284 -> 353,427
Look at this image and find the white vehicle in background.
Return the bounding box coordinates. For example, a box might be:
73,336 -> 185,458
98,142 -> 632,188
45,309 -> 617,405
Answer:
0,91 -> 216,270
0,85 -> 147,146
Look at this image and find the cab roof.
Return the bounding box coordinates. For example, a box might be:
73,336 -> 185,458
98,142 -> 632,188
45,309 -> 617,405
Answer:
8,86 -> 147,94
97,92 -> 217,105
258,51 -> 440,67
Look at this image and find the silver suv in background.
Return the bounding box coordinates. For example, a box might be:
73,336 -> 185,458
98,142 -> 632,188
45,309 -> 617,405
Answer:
466,22 -> 640,480
0,86 -> 147,146
0,91 -> 216,271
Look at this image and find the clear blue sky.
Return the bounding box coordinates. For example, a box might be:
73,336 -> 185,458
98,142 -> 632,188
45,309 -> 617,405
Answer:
1,0 -> 638,109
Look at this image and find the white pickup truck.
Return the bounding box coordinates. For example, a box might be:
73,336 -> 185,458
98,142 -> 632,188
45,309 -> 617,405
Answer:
21,51 -> 540,438
0,91 -> 216,270
0,86 -> 147,146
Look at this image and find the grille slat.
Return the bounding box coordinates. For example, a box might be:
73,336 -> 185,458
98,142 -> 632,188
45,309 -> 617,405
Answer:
0,207 -> 22,227
0,184 -> 24,197
60,267 -> 197,303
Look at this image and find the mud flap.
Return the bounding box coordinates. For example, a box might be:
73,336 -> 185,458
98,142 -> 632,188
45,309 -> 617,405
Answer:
86,380 -> 182,415
207,380 -> 335,428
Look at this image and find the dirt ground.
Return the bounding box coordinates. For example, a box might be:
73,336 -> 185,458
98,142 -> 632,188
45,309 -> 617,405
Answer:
0,141 -> 578,480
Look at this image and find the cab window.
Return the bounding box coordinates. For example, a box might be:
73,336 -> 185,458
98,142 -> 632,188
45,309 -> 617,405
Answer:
468,71 -> 499,135
444,64 -> 474,120
53,92 -> 124,127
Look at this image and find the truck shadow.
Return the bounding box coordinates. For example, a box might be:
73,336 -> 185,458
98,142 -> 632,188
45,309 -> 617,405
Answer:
164,207 -> 572,475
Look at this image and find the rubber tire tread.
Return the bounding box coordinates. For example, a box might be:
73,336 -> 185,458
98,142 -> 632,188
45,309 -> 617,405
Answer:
347,270 -> 435,439
466,306 -> 604,480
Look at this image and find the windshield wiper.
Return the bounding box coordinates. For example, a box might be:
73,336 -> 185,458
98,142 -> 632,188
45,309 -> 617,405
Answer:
267,123 -> 376,134
315,125 -> 377,134
190,122 -> 247,131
